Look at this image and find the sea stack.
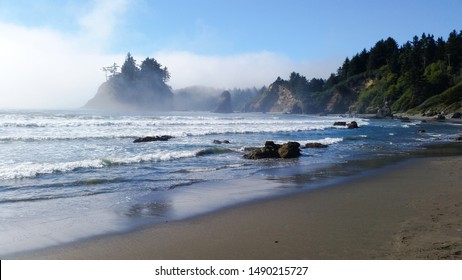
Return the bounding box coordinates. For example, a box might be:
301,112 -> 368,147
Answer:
213,91 -> 233,113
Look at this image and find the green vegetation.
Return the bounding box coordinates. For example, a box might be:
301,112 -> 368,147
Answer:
254,30 -> 462,115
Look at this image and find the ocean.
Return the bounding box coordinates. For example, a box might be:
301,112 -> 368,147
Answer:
1,109 -> 461,257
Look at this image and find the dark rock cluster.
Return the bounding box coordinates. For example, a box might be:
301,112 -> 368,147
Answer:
244,141 -> 301,159
333,121 -> 359,129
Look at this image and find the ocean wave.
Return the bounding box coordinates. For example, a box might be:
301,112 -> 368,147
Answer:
0,150 -> 200,180
174,162 -> 250,174
0,135 -> 136,143
0,189 -> 112,204
1,113 -> 371,142
305,137 -> 344,145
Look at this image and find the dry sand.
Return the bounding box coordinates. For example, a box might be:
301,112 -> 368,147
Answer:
15,156 -> 462,260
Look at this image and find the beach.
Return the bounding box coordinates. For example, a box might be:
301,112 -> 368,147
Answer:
16,153 -> 462,260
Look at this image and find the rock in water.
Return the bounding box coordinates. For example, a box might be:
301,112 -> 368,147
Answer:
213,91 -> 233,113
133,135 -> 174,143
278,142 -> 301,158
347,121 -> 359,129
304,143 -> 328,148
244,141 -> 301,159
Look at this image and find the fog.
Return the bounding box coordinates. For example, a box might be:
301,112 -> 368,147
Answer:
156,51 -> 340,89
0,0 -> 340,110
0,22 -> 119,109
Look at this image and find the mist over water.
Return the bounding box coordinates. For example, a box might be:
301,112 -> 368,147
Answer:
1,109 -> 461,257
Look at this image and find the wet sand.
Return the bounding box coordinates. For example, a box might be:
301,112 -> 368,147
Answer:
15,156 -> 462,259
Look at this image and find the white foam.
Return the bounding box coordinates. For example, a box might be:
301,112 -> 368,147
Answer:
1,112 -> 364,141
0,150 -> 200,180
303,137 -> 344,145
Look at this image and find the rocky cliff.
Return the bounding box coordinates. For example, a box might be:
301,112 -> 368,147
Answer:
244,72 -> 462,116
244,81 -> 303,113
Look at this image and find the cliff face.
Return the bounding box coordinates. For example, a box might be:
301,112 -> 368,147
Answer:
245,72 -> 462,116
244,82 -> 303,113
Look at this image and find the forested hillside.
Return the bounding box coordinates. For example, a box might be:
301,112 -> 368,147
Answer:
245,30 -> 462,116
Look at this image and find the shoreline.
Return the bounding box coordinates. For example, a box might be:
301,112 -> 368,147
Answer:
13,152 -> 462,260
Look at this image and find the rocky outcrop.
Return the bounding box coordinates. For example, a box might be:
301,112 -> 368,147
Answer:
244,82 -> 303,113
333,121 -> 358,128
84,54 -> 174,112
213,91 -> 233,113
347,121 -> 359,129
451,112 -> 462,119
434,114 -> 446,120
133,135 -> 174,143
244,141 -> 301,159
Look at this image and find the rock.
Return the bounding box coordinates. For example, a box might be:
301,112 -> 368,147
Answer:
278,142 -> 301,158
376,101 -> 392,118
333,121 -> 347,126
434,114 -> 446,120
456,136 -> 462,141
451,112 -> 462,119
244,142 -> 278,159
417,129 -> 426,134
213,140 -> 230,144
304,142 -> 328,148
244,141 -> 301,159
347,121 -> 359,129
133,135 -> 174,143
423,110 -> 437,117
399,117 -> 411,122
213,91 -> 233,113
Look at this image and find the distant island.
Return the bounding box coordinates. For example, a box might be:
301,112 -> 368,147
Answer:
84,53 -> 174,111
85,30 -> 462,116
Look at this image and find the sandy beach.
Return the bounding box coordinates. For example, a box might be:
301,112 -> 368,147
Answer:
12,154 -> 462,260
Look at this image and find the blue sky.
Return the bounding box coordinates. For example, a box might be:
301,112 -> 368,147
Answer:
0,0 -> 461,108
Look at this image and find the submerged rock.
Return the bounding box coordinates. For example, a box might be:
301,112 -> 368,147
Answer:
304,142 -> 328,148
213,140 -> 230,144
133,135 -> 174,143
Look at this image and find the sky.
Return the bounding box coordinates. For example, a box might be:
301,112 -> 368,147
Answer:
0,0 -> 461,109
